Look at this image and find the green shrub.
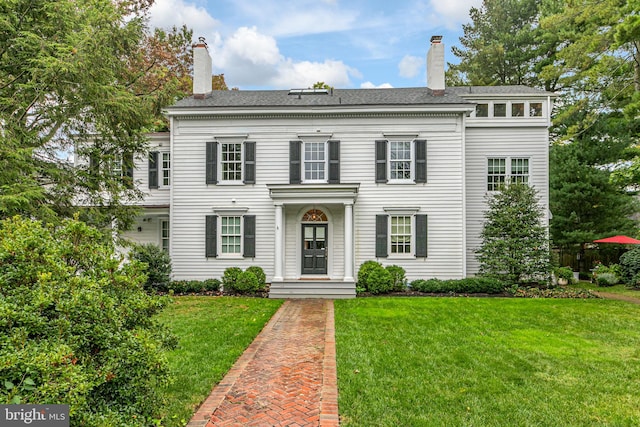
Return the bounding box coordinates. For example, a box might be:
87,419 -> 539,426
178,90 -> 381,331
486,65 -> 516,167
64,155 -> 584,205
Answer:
554,266 -> 574,282
0,216 -> 175,426
409,277 -> 506,294
357,261 -> 393,294
592,263 -> 622,284
129,243 -> 172,292
246,266 -> 266,286
510,287 -> 599,299
596,272 -> 618,287
222,267 -> 243,292
619,248 -> 640,284
228,271 -> 264,294
386,265 -> 407,291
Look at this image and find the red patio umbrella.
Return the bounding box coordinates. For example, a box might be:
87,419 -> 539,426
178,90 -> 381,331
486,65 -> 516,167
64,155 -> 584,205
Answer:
593,235 -> 640,244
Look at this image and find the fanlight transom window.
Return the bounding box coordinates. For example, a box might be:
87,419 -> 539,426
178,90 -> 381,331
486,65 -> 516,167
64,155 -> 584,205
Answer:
302,209 -> 328,222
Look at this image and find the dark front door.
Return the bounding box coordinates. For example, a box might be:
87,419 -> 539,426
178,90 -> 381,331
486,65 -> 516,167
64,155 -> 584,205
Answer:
302,224 -> 327,275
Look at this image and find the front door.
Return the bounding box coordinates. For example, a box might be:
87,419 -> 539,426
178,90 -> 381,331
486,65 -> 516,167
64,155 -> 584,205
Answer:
302,224 -> 327,275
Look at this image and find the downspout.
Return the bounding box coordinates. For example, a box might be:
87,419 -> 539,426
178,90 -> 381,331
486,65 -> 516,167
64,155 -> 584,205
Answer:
461,111 -> 467,278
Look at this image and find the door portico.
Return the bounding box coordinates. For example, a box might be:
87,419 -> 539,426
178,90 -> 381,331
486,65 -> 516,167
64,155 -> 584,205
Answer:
268,184 -> 359,283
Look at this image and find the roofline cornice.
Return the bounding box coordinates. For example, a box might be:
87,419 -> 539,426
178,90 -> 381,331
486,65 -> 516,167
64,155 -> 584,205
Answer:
164,106 -> 475,120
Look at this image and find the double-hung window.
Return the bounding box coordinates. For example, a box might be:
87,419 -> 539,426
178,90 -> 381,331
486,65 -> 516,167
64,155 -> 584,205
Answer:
304,142 -> 326,182
205,213 -> 256,258
376,139 -> 426,184
376,210 -> 428,258
220,216 -> 242,254
221,143 -> 242,181
162,153 -> 171,186
487,157 -> 529,191
289,139 -> 340,184
206,140 -> 256,185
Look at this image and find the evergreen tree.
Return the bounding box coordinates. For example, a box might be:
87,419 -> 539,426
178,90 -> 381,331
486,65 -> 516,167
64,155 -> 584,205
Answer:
477,183 -> 551,285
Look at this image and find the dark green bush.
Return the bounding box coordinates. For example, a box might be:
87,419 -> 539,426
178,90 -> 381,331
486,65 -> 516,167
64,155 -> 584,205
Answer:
386,265 -> 407,291
129,243 -> 172,292
167,279 -> 220,294
246,266 -> 266,286
357,261 -> 394,294
228,271 -> 264,294
0,216 -> 175,426
619,248 -> 640,284
409,277 -> 506,294
222,267 -> 243,292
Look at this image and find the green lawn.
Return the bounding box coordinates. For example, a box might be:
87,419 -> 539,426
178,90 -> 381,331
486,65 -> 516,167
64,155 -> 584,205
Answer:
335,297 -> 640,426
156,296 -> 283,426
570,281 -> 640,299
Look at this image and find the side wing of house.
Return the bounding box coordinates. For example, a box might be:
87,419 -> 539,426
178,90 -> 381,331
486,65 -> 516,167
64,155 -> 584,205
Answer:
462,92 -> 552,275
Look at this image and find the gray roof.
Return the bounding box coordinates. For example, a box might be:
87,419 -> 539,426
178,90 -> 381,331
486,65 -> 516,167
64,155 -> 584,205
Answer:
170,85 -> 553,109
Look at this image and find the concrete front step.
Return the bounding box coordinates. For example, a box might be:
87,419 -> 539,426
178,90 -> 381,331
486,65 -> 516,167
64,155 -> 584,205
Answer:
269,280 -> 356,299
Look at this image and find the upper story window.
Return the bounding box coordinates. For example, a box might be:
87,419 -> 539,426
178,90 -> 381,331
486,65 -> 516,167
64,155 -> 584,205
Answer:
206,140 -> 256,185
94,151 -> 133,189
487,157 -> 529,191
149,151 -> 170,189
221,143 -> 242,181
304,141 -> 326,182
473,101 -> 546,118
162,152 -> 171,186
290,139 -> 340,184
389,141 -> 412,181
376,139 -> 426,184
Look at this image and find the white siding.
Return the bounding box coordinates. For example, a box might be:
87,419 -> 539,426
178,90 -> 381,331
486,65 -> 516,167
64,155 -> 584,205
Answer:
169,113 -> 467,283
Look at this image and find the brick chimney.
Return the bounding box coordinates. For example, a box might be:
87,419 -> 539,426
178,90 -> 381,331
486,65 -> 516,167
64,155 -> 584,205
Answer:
193,37 -> 212,98
427,35 -> 445,96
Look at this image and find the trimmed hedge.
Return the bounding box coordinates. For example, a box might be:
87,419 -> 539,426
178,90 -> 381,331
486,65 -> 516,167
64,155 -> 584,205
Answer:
222,266 -> 267,295
409,277 -> 507,294
167,279 -> 220,294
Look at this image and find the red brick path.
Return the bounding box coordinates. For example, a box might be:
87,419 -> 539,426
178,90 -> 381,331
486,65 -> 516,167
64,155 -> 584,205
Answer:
186,300 -> 340,427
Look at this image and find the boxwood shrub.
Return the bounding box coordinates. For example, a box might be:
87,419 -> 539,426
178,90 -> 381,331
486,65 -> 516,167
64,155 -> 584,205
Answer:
167,279 -> 220,294
409,277 -> 506,294
222,267 -> 266,295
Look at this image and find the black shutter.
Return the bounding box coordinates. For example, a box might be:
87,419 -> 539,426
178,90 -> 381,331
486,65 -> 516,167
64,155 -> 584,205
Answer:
148,151 -> 159,189
243,215 -> 256,257
375,140 -> 387,183
375,214 -> 388,258
415,214 -> 428,257
290,140 -> 301,184
328,140 -> 340,183
205,215 -> 217,258
206,141 -> 218,184
243,141 -> 256,184
88,153 -> 99,190
415,139 -> 427,183
123,152 -> 134,189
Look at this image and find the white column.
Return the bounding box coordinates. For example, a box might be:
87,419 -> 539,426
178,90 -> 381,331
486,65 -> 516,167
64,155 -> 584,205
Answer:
344,202 -> 354,281
274,203 -> 284,281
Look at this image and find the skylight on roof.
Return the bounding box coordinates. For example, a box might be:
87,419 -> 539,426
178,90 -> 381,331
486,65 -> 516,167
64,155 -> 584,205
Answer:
288,88 -> 329,95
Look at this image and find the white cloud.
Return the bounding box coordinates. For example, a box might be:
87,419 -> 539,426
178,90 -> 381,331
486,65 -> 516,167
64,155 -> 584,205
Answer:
148,0 -> 219,34
215,27 -> 359,89
360,82 -> 394,89
398,55 -> 422,78
426,0 -> 482,29
231,0 -> 362,37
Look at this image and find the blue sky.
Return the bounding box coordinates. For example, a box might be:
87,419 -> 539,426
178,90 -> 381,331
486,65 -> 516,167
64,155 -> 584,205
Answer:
148,0 -> 482,90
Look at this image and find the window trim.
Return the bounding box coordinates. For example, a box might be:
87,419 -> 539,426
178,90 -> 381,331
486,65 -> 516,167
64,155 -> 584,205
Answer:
472,101 -> 546,118
219,215 -> 243,257
161,152 -> 171,188
219,142 -> 244,184
389,214 -> 413,257
376,139 -> 426,184
388,140 -> 414,183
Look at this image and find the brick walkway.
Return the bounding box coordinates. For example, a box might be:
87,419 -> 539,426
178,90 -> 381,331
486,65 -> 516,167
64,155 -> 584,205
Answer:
187,299 -> 339,427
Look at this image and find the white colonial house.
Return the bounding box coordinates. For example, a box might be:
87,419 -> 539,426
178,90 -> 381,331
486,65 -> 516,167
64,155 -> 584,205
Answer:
106,36 -> 553,298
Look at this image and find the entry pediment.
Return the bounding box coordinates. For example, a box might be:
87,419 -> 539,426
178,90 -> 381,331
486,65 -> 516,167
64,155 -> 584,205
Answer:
267,183 -> 359,205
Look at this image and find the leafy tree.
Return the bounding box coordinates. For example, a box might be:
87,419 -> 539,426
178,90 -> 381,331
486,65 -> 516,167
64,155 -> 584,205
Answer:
0,216 -> 175,425
476,183 -> 551,285
0,0 -> 224,231
447,0 -> 562,91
